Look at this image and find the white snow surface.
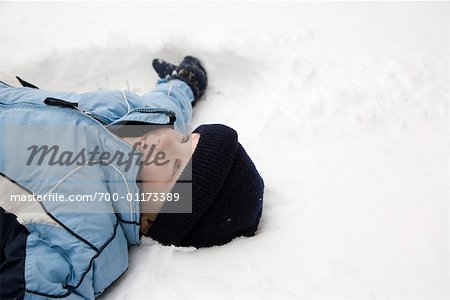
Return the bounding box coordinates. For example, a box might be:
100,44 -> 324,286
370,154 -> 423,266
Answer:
0,2 -> 449,299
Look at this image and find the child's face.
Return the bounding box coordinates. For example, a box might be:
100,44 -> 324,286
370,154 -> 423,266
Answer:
122,128 -> 200,236
123,128 -> 199,189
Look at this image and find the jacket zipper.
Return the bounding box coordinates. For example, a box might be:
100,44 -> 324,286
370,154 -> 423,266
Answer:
2,98 -> 142,242
43,98 -> 139,227
125,107 -> 175,117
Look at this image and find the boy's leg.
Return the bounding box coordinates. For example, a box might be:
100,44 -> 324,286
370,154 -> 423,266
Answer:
0,207 -> 29,300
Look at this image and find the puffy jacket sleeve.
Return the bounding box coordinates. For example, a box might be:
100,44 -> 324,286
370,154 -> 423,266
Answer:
23,224 -> 97,300
143,79 -> 195,128
107,79 -> 195,134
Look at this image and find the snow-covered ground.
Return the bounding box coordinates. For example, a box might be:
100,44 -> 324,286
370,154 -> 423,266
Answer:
1,2 -> 448,299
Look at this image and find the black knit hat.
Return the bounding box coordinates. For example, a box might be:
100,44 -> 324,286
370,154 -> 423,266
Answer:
147,124 -> 264,248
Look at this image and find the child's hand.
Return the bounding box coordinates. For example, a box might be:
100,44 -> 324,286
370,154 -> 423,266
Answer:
152,58 -> 177,79
151,56 -> 208,103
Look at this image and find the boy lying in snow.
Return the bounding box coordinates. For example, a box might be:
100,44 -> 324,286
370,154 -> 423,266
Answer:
0,56 -> 264,299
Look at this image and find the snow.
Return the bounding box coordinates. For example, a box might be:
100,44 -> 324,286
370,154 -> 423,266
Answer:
1,2 -> 448,299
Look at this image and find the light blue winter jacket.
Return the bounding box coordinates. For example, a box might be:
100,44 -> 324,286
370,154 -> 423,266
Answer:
0,79 -> 194,299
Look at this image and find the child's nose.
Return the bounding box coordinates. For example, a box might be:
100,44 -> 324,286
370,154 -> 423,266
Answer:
156,134 -> 175,153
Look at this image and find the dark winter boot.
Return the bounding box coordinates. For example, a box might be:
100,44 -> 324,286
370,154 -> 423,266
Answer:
152,56 -> 207,105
